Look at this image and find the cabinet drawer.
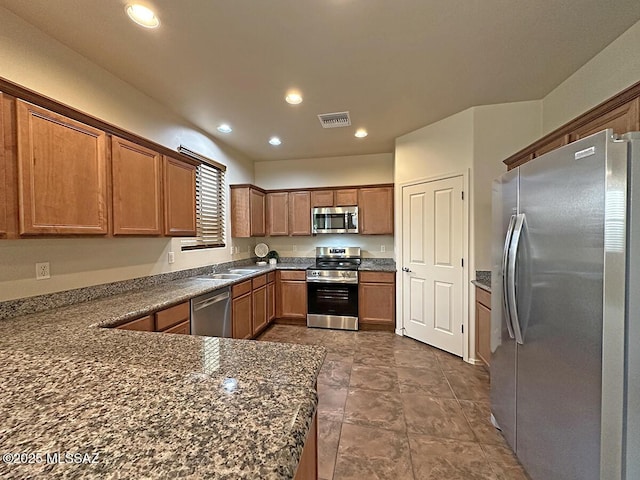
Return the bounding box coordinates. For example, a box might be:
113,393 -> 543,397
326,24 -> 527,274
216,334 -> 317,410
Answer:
162,319 -> 191,335
116,315 -> 154,332
267,271 -> 275,283
155,302 -> 190,331
279,270 -> 306,281
476,287 -> 491,309
359,271 -> 395,283
232,279 -> 253,298
252,274 -> 267,288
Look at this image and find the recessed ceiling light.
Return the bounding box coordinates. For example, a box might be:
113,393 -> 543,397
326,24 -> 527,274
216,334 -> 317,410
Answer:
269,137 -> 282,146
285,91 -> 303,105
126,4 -> 160,28
355,129 -> 368,138
217,124 -> 232,134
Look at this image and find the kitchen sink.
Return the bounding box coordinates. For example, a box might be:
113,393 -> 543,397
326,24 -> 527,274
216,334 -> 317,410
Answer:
209,273 -> 243,279
228,268 -> 261,274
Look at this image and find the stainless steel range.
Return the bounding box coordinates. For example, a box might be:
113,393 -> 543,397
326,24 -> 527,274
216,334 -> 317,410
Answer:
306,247 -> 361,331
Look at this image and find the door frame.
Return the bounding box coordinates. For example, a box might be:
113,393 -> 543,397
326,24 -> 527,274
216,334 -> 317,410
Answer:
395,170 -> 471,362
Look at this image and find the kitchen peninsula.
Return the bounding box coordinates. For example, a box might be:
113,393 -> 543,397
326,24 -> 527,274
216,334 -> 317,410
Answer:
0,274 -> 325,479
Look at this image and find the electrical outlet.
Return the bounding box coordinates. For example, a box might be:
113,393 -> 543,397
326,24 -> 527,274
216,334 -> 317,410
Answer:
292,245 -> 297,252
381,245 -> 386,253
230,246 -> 235,255
36,262 -> 50,280
168,251 -> 175,264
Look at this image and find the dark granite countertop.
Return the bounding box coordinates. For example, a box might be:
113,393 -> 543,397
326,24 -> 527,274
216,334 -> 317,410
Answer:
472,271 -> 491,292
0,272 -> 325,479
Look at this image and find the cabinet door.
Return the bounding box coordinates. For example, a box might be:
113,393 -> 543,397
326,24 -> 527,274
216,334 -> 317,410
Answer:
0,92 -> 5,237
358,187 -> 393,235
278,279 -> 307,319
163,156 -> 196,236
155,302 -> 190,331
571,98 -> 640,141
267,280 -> 276,322
252,285 -> 268,335
162,320 -> 191,335
476,301 -> 491,367
111,136 -> 162,235
116,315 -> 154,332
16,100 -> 108,235
334,189 -> 358,206
267,192 -> 289,236
232,292 -> 253,339
311,190 -> 334,207
359,282 -> 395,326
289,191 -> 311,236
250,188 -> 266,236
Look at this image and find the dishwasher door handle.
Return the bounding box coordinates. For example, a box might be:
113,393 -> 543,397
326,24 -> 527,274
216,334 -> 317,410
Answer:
193,291 -> 230,311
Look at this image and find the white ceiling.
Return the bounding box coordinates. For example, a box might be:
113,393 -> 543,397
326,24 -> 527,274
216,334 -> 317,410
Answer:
2,0 -> 640,161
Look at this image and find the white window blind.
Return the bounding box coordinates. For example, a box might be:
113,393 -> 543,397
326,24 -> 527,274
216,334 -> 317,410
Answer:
178,146 -> 226,250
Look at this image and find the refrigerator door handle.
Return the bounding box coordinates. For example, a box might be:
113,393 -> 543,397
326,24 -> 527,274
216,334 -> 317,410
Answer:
502,215 -> 517,339
507,213 -> 525,345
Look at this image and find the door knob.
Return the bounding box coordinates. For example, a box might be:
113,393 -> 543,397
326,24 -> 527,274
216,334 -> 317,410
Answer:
402,267 -> 411,272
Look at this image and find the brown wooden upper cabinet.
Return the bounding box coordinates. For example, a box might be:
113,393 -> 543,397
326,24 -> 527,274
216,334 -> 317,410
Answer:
571,97 -> 639,142
267,192 -> 289,236
267,191 -> 311,236
231,185 -> 266,237
289,191 -> 311,236
504,82 -> 640,170
111,136 -> 163,236
358,186 -> 394,235
163,155 -> 197,236
15,100 -> 109,235
311,188 -> 358,207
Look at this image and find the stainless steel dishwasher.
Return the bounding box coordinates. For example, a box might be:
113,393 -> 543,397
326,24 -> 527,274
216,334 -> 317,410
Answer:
190,287 -> 231,337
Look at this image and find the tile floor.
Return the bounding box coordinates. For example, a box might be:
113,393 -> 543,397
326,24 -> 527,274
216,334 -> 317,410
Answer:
258,324 -> 530,480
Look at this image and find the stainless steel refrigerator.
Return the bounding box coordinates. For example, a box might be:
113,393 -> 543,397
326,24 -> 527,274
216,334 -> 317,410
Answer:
491,129 -> 640,480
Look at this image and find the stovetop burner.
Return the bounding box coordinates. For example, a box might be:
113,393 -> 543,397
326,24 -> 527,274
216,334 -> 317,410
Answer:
310,260 -> 359,271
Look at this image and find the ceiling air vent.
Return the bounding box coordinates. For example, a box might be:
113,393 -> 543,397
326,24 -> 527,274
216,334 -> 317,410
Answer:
317,111 -> 351,129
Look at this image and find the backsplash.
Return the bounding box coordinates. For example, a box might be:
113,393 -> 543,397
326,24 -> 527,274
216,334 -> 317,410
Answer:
0,258 -> 259,321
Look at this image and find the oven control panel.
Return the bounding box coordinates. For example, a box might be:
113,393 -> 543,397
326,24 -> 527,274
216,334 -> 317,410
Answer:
306,269 -> 358,284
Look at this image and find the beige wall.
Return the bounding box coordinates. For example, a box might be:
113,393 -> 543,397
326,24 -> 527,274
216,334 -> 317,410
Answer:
0,9 -> 255,301
254,153 -> 395,258
542,19 -> 640,133
472,101 -> 542,270
254,153 -> 393,190
395,109 -> 475,185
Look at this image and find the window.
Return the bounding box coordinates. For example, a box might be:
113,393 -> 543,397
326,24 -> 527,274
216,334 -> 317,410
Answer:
178,146 -> 226,250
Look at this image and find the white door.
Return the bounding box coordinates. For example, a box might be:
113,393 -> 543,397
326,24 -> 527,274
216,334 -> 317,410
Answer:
402,176 -> 464,356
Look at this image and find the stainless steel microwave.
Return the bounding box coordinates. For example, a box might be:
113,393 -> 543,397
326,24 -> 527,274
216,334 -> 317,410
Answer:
312,206 -> 358,234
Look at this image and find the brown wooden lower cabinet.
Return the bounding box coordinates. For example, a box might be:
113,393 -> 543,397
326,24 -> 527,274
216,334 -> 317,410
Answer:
232,279 -> 254,339
358,271 -> 396,330
276,270 -> 307,322
294,413 -> 317,480
475,286 -> 491,368
252,280 -> 268,336
116,314 -> 155,332
115,302 -> 190,334
267,272 -> 276,323
162,320 -> 191,335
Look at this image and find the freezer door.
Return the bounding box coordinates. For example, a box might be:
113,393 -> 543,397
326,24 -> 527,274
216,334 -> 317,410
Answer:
624,133 -> 640,480
490,168 -> 518,450
516,131 -> 611,480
